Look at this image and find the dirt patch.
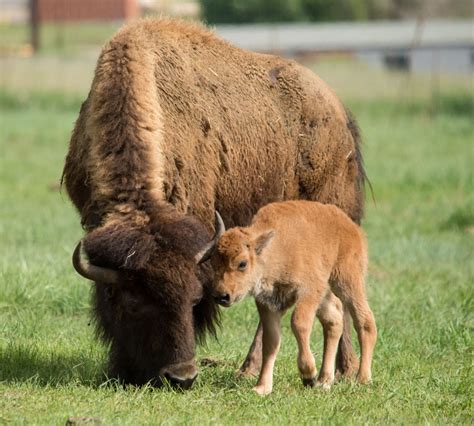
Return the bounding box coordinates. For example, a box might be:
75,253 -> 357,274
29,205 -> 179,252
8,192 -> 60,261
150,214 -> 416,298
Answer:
200,358 -> 233,368
66,416 -> 102,425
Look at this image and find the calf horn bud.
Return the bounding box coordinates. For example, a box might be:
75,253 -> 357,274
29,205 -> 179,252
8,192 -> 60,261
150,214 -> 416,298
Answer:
72,241 -> 121,284
195,211 -> 225,264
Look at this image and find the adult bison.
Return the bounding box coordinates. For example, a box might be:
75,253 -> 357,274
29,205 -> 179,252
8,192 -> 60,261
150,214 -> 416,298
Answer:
63,18 -> 365,388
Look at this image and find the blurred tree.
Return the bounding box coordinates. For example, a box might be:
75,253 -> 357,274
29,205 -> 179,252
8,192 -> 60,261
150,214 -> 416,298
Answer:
300,0 -> 381,21
200,0 -> 472,23
200,0 -> 304,23
300,0 -> 339,21
386,0 -> 422,18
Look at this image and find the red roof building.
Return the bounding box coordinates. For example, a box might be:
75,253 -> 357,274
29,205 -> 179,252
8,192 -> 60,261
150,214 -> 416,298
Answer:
38,0 -> 139,22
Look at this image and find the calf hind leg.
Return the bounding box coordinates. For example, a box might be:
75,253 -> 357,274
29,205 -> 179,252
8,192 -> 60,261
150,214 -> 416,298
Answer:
331,276 -> 377,384
291,295 -> 321,387
316,292 -> 344,389
351,298 -> 376,384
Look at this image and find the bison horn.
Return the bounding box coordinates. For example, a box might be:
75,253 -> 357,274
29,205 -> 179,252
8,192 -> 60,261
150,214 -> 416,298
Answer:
195,211 -> 225,264
72,241 -> 121,284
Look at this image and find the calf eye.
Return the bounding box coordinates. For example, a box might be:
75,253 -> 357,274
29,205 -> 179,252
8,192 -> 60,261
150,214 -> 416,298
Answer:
238,260 -> 248,271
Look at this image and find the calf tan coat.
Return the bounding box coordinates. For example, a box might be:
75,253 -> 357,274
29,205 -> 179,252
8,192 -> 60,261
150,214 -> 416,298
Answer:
212,200 -> 377,395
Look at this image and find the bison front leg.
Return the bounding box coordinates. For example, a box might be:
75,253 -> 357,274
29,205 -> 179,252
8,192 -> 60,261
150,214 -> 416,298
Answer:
335,308 -> 360,377
238,306 -> 263,377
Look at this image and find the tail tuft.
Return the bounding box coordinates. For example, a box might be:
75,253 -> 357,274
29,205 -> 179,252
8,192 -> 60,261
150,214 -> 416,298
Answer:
346,108 -> 375,218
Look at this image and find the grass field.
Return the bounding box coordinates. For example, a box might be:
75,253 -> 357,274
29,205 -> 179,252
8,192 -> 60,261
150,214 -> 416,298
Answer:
0,22 -> 120,54
0,57 -> 473,424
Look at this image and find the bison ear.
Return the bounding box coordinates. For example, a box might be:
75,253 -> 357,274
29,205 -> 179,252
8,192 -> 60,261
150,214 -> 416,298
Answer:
254,230 -> 275,255
83,224 -> 156,271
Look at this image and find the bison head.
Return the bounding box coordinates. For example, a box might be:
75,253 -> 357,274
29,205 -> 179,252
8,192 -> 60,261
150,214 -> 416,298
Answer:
72,209 -> 224,389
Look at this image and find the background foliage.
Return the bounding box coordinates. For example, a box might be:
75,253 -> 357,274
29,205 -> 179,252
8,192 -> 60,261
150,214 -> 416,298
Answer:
200,0 -> 473,23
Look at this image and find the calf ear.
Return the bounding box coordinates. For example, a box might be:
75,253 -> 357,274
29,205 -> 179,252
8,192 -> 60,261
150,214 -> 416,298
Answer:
254,230 -> 275,255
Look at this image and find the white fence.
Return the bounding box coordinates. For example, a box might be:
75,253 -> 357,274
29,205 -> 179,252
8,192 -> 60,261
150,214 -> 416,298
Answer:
216,20 -> 474,74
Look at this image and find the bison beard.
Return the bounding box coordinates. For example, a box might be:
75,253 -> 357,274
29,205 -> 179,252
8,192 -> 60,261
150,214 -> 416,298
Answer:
74,208 -> 221,387
63,18 -> 365,387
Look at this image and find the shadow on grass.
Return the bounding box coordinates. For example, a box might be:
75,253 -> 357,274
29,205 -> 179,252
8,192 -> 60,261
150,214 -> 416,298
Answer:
196,358 -> 253,391
0,343 -> 105,387
441,205 -> 474,232
433,92 -> 474,117
0,345 -> 246,391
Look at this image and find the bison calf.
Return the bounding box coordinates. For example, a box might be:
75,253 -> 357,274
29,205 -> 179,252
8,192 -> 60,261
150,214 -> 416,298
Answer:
210,200 -> 377,395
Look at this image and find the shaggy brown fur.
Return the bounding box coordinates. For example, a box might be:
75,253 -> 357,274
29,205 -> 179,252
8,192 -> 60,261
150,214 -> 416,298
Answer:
62,18 -> 365,387
212,200 -> 377,395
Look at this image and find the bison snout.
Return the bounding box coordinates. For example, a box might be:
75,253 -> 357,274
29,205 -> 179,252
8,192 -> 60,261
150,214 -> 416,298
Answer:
160,360 -> 198,390
214,292 -> 231,307
163,373 -> 196,390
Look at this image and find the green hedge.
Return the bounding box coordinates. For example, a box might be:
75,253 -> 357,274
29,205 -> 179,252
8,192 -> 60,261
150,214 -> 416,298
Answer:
200,0 -> 409,24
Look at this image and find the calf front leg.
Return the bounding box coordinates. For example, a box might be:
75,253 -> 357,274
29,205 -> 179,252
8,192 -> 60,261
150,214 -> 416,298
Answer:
291,295 -> 320,387
253,303 -> 282,396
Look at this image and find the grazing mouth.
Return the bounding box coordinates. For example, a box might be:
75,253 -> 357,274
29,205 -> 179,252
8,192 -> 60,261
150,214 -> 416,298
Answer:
159,361 -> 198,390
162,373 -> 197,390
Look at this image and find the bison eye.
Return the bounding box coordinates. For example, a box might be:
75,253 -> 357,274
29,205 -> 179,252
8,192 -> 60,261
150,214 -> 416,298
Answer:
238,260 -> 248,271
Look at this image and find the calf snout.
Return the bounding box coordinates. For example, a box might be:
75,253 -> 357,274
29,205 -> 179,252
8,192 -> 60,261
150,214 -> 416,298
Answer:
160,360 -> 198,390
214,292 -> 231,307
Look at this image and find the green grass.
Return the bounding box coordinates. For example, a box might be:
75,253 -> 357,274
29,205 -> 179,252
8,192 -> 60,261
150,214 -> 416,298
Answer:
1,71 -> 473,424
0,22 -> 120,53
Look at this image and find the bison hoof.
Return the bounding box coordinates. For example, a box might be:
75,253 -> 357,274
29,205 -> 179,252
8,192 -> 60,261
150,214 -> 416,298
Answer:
237,363 -> 260,378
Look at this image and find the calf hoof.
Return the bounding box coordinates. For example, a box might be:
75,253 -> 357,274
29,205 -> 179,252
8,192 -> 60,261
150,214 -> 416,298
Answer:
253,385 -> 272,396
315,373 -> 335,390
316,380 -> 333,391
356,372 -> 372,384
302,376 -> 317,387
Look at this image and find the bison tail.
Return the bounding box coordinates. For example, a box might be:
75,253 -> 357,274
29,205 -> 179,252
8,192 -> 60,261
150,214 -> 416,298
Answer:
345,108 -> 375,223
